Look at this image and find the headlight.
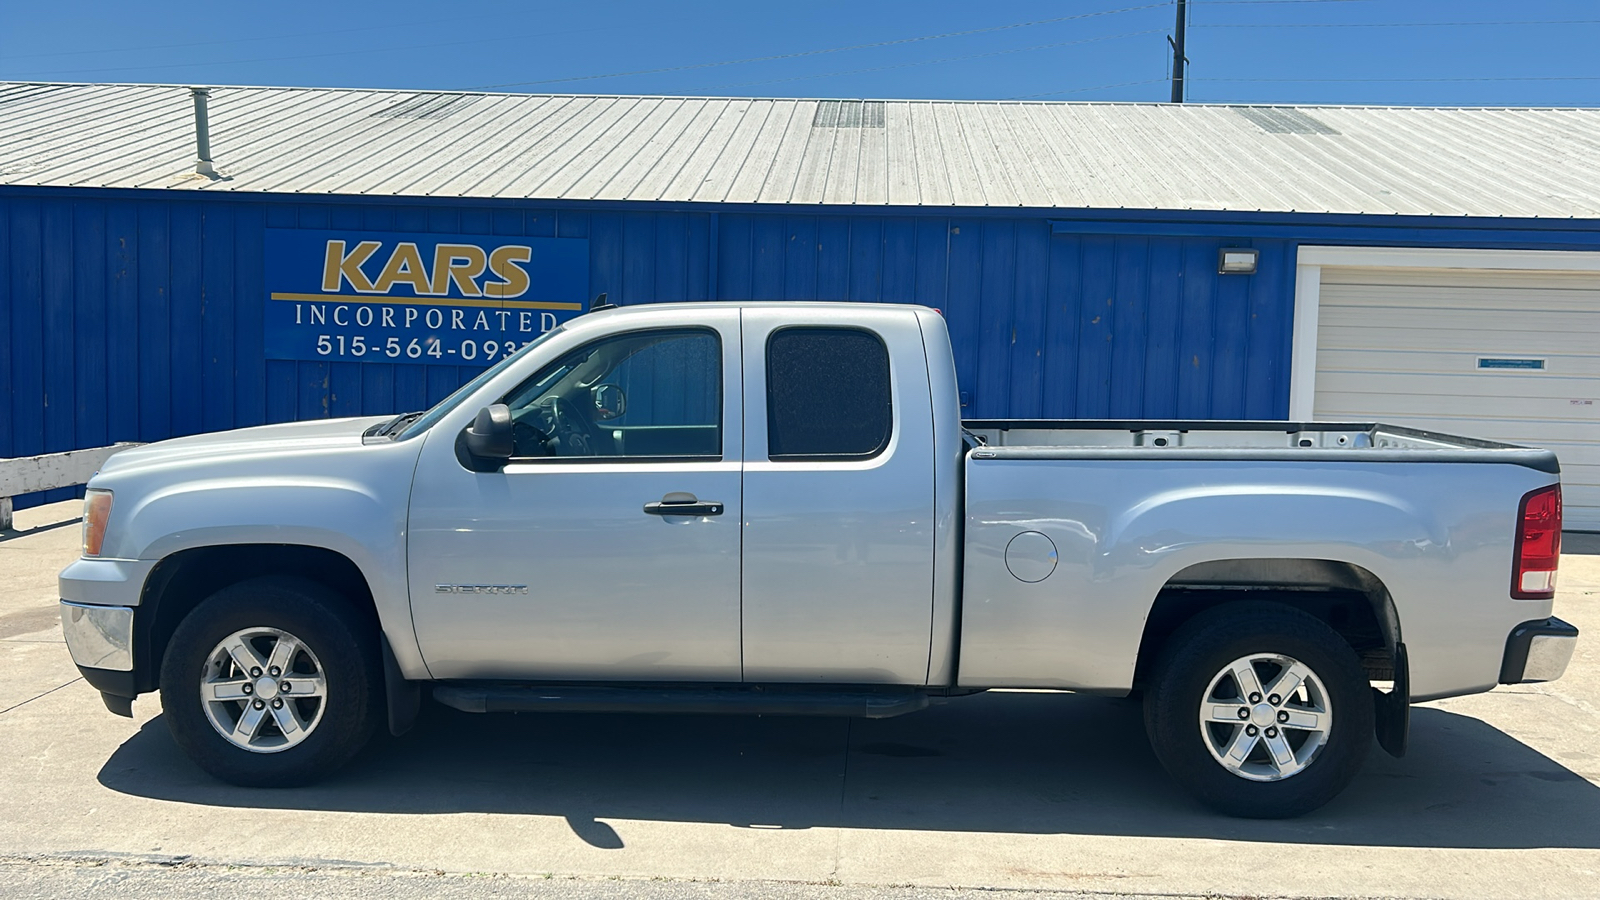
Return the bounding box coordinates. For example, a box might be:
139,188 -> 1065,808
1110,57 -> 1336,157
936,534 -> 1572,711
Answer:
83,489 -> 113,557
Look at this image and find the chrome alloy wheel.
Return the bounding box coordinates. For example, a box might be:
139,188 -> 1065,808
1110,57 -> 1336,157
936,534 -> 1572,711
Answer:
200,627 -> 328,754
1199,653 -> 1333,782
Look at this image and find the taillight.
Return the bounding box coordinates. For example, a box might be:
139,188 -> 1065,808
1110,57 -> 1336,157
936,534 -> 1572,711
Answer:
1511,485 -> 1561,600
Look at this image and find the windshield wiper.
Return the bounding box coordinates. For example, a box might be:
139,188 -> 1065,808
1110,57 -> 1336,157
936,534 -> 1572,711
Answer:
372,410 -> 425,438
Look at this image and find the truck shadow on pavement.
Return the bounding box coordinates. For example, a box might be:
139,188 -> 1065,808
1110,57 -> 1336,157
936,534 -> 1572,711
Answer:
97,690 -> 1600,850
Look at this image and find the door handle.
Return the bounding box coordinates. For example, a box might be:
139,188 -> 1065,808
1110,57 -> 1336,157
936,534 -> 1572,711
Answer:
644,493 -> 724,516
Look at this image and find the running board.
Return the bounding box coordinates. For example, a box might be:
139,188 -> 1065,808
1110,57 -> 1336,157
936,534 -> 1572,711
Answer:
431,683 -> 931,719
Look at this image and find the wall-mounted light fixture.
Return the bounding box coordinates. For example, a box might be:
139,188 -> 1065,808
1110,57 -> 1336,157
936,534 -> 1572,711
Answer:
1218,248 -> 1258,274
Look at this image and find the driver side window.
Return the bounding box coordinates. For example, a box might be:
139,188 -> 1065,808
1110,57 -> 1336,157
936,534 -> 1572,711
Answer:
500,328 -> 722,460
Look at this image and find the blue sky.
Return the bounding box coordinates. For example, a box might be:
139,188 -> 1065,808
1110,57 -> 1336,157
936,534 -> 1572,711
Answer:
2,0 -> 1596,106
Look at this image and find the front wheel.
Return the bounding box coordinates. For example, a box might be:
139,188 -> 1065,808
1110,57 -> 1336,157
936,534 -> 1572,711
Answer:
1143,602 -> 1373,818
159,577 -> 382,787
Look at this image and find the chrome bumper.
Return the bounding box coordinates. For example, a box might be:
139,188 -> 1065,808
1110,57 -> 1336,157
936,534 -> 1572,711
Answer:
60,601 -> 134,672
1500,617 -> 1579,684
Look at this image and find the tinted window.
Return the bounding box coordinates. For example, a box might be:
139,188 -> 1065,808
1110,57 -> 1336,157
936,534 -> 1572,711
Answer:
501,329 -> 721,459
766,327 -> 891,460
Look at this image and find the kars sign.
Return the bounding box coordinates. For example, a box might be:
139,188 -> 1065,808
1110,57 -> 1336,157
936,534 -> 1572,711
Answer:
264,229 -> 589,365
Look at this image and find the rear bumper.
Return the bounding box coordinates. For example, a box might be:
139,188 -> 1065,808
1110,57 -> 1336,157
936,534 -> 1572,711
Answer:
1500,617 -> 1579,684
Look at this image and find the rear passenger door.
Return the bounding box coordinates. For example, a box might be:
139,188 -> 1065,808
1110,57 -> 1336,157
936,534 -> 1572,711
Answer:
738,308 -> 937,684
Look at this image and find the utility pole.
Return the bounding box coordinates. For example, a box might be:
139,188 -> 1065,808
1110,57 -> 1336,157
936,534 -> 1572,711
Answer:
1169,0 -> 1188,103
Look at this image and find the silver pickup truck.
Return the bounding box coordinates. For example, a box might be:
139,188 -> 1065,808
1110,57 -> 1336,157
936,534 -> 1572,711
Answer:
60,301 -> 1577,818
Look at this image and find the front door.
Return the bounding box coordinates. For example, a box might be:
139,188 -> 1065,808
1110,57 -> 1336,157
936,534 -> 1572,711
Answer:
408,311 -> 743,681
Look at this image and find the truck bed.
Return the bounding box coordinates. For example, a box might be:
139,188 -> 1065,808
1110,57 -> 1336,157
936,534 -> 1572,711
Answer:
955,418 -> 1561,701
961,420 -> 1559,473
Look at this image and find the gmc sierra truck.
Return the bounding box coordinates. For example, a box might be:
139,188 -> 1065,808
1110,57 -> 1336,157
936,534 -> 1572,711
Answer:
60,301 -> 1578,818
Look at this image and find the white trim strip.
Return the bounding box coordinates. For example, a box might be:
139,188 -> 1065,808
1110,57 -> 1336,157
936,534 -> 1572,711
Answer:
1289,264 -> 1322,420
1297,246 -> 1600,272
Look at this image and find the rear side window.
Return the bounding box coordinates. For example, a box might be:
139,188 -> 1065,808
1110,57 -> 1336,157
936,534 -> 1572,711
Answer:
766,327 -> 892,460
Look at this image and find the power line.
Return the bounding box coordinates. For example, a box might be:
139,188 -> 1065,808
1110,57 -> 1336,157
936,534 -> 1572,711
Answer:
1195,18 -> 1600,27
698,30 -> 1165,91
0,13 -> 514,61
469,3 -> 1172,90
1196,75 -> 1600,82
1010,78 -> 1170,99
7,27 -> 609,79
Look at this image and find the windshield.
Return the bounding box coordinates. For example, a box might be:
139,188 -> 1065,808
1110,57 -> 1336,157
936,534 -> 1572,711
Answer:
397,327 -> 565,440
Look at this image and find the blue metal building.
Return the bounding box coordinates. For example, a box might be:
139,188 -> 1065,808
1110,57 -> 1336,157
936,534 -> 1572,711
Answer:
5,84 -> 1600,518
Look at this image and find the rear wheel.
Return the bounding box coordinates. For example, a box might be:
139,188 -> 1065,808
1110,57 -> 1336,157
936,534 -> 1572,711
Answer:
1143,602 -> 1373,818
159,577 -> 381,787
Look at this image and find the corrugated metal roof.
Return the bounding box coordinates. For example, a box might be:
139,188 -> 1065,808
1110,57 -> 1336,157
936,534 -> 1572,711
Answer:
3,81 -> 1600,218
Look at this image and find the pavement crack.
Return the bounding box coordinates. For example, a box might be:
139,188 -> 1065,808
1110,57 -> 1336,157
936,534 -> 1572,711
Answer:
1528,681 -> 1600,719
0,677 -> 82,717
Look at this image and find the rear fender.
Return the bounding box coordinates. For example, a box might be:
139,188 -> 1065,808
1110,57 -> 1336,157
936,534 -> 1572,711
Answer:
959,469 -> 1443,693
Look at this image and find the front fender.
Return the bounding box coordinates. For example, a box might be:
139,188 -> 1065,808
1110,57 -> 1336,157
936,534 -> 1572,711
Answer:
125,477 -> 399,567
85,436 -> 427,678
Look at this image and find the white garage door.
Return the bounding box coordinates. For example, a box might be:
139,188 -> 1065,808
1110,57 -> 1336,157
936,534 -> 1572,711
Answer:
1314,266 -> 1600,532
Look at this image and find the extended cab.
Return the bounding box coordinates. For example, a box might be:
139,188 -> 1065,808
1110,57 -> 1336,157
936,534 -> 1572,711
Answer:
60,302 -> 1578,817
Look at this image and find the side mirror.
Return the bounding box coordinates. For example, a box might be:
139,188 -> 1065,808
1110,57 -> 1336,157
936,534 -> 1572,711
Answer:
591,383 -> 627,421
463,404 -> 513,462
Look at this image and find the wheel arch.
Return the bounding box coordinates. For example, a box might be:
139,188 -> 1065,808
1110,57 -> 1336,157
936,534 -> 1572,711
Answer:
133,544 -> 379,695
1132,557 -> 1402,693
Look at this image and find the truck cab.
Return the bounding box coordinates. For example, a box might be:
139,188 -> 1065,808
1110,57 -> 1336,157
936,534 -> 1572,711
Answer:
405,302 -> 958,686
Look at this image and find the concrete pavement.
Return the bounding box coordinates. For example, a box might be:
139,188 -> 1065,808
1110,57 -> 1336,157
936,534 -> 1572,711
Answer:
3,499 -> 1600,899
0,858 -> 1202,900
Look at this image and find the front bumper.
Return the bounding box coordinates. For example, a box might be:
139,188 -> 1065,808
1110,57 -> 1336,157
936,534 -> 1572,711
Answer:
61,600 -> 140,716
60,600 -> 134,672
1500,617 -> 1579,684
59,555 -> 157,709
59,556 -> 156,608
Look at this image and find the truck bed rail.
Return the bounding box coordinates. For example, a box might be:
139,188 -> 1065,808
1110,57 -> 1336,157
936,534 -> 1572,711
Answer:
962,421 -> 1558,474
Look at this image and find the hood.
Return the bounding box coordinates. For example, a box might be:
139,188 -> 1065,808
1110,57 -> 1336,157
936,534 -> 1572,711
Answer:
97,416 -> 392,478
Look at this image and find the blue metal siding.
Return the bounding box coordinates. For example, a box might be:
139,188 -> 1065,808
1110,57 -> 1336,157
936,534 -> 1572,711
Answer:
0,192 -> 1289,509
709,214 -> 1293,420
25,187 -> 1600,509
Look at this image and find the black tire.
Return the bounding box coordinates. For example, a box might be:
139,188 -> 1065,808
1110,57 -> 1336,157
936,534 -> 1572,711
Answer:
159,576 -> 382,787
1143,601 -> 1373,818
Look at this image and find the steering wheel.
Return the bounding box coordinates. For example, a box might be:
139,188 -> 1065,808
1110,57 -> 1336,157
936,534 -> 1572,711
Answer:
512,396 -> 594,457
